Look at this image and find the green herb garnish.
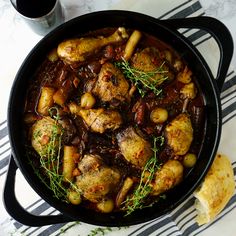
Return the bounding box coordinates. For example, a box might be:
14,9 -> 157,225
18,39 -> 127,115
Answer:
60,221 -> 81,234
115,59 -> 168,97
122,136 -> 165,216
88,227 -> 112,236
31,122 -> 68,201
30,107 -> 68,199
28,114 -> 66,201
38,124 -> 67,199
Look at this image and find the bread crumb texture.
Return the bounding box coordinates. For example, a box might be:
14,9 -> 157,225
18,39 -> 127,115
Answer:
194,154 -> 235,225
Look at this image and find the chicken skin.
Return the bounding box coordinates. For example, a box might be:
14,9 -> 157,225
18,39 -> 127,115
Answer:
79,108 -> 122,133
93,62 -> 130,104
117,126 -> 153,168
57,27 -> 128,64
131,47 -> 172,83
76,154 -> 121,203
165,113 -> 193,156
31,117 -> 62,157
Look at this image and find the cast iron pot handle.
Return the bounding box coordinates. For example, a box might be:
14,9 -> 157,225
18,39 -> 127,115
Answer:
163,16 -> 234,91
3,156 -> 72,226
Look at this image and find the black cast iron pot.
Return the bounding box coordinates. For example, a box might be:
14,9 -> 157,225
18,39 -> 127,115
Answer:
4,10 -> 233,227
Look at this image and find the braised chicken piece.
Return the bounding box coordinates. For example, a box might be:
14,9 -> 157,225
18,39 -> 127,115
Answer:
180,82 -> 198,112
165,113 -> 193,156
57,27 -> 128,64
79,108 -> 122,133
117,126 -> 153,168
31,117 -> 62,157
180,82 -> 197,100
131,47 -> 173,83
92,62 -> 130,104
177,65 -> 192,84
151,160 -> 184,196
76,154 -> 121,203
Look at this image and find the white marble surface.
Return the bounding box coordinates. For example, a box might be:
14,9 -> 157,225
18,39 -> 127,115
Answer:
199,0 -> 236,67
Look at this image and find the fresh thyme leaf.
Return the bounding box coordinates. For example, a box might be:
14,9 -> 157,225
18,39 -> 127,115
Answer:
28,119 -> 69,201
38,124 -> 69,200
122,136 -> 165,216
88,227 -> 112,236
115,59 -> 168,98
28,118 -> 83,202
60,221 -> 81,235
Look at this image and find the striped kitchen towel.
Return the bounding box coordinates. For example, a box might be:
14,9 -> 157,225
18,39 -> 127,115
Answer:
1,0 -> 236,235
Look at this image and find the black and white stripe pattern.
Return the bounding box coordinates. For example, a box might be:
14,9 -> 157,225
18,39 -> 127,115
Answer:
0,120 -> 10,176
1,0 -> 236,235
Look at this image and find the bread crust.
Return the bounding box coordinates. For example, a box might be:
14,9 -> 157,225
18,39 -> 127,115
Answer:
194,154 -> 235,225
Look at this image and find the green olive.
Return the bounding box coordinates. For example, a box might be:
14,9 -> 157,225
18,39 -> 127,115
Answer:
97,199 -> 114,213
68,190 -> 82,205
81,92 -> 96,109
150,107 -> 168,123
183,153 -> 197,168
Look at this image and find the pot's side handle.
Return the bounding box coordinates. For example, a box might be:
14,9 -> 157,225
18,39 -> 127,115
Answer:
163,16 -> 234,91
3,156 -> 72,226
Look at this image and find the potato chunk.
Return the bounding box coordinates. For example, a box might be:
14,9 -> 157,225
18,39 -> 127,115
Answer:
37,87 -> 55,115
151,160 -> 184,196
116,177 -> 134,207
62,146 -> 77,182
97,199 -> 115,213
123,30 -> 142,61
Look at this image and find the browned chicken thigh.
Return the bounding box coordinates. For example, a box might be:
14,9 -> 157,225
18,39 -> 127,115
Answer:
131,47 -> 173,83
93,62 -> 130,104
76,154 -> 121,203
117,126 -> 153,168
79,108 -> 123,133
165,113 -> 193,156
57,27 -> 128,64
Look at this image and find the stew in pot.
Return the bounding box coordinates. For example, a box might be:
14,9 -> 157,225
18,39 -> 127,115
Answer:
23,27 -> 205,215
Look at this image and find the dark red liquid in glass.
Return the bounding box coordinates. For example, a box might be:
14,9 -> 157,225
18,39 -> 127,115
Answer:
16,0 -> 56,18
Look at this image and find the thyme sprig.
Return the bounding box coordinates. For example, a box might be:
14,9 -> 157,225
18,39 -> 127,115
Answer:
28,107 -> 67,201
28,104 -> 83,201
115,59 -> 168,97
38,123 -> 69,200
88,227 -> 112,236
122,136 -> 165,216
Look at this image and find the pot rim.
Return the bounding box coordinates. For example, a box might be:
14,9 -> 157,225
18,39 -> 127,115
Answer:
6,10 -> 223,226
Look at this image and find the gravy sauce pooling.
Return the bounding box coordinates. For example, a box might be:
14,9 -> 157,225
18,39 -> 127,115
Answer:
24,27 -> 205,215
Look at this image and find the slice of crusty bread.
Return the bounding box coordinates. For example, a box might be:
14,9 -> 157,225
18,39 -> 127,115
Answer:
194,154 -> 235,225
